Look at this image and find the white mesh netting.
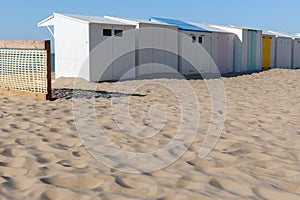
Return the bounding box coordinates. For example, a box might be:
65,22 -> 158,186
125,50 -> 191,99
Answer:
0,48 -> 48,94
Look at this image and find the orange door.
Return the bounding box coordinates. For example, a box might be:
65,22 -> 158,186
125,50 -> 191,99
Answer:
262,36 -> 272,70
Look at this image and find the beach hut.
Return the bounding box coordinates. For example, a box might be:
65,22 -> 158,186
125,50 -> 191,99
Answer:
262,31 -> 276,70
265,31 -> 292,69
150,17 -> 213,75
103,16 -> 179,77
211,24 -> 263,72
189,22 -> 235,74
38,13 -> 136,82
292,35 -> 300,69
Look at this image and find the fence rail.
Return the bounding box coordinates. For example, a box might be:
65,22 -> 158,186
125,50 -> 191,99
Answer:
0,40 -> 51,100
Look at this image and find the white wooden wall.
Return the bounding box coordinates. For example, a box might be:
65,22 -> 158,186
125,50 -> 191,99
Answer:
227,34 -> 235,73
136,25 -> 178,77
211,25 -> 264,72
275,37 -> 292,68
241,29 -> 248,72
211,32 -> 234,74
210,33 -> 218,73
89,24 -> 136,81
212,25 -> 244,72
54,16 -> 90,80
268,35 -> 276,69
232,33 -> 243,72
255,31 -> 263,71
292,39 -> 300,68
241,30 -> 263,72
179,30 -> 212,75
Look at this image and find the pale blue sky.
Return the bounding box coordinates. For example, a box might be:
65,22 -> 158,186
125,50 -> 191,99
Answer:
0,0 -> 299,41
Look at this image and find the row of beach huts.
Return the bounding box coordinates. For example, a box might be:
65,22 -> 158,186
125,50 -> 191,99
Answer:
38,13 -> 300,81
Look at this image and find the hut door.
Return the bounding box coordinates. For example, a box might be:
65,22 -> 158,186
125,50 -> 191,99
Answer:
247,30 -> 257,71
262,36 -> 272,70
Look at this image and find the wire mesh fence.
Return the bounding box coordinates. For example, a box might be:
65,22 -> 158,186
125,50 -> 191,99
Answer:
0,40 -> 51,100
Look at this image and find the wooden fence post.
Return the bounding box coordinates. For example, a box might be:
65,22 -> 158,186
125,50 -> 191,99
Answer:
45,40 -> 52,100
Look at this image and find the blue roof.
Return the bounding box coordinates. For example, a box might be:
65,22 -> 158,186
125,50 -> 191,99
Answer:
149,17 -> 211,32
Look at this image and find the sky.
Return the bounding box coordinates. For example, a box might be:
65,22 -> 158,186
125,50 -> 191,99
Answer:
0,0 -> 299,42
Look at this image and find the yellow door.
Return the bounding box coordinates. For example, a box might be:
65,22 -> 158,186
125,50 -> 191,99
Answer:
262,36 -> 271,70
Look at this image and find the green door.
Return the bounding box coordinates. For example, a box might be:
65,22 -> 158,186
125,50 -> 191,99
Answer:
247,30 -> 257,71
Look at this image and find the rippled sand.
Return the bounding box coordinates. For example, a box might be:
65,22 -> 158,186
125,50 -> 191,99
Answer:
0,69 -> 299,199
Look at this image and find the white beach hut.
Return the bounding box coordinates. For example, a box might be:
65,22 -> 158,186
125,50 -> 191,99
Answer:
150,17 -> 213,75
211,24 -> 263,72
262,31 -> 276,70
103,16 -> 179,77
292,35 -> 300,69
189,22 -> 235,74
265,31 -> 292,69
38,13 -> 136,82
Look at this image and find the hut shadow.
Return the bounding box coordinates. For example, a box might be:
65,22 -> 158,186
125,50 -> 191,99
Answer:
51,88 -> 146,101
220,70 -> 261,78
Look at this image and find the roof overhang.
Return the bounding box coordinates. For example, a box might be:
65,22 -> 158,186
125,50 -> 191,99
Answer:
38,13 -> 137,28
38,15 -> 55,27
38,13 -> 91,27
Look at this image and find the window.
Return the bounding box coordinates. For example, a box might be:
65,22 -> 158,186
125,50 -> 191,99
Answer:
103,29 -> 112,36
199,36 -> 203,44
114,30 -> 123,37
192,36 -> 196,43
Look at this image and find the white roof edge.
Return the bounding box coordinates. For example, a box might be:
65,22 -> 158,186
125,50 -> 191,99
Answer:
38,13 -> 90,27
262,31 -> 275,36
210,24 -> 242,30
38,15 -> 54,27
228,24 -> 262,31
138,21 -> 178,28
294,34 -> 300,39
38,13 -> 137,27
62,13 -> 136,26
189,22 -> 233,33
54,13 -> 91,24
104,16 -> 178,28
210,24 -> 262,31
104,16 -> 139,26
264,30 -> 293,38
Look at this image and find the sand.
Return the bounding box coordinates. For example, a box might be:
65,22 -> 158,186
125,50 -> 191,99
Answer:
0,69 -> 299,199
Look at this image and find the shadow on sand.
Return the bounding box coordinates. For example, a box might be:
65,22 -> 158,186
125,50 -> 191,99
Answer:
52,88 -> 146,101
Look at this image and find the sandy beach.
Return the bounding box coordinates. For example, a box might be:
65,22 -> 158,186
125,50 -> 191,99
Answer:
0,69 -> 299,199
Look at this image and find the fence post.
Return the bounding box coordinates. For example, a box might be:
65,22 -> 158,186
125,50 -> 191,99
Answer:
45,40 -> 52,100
